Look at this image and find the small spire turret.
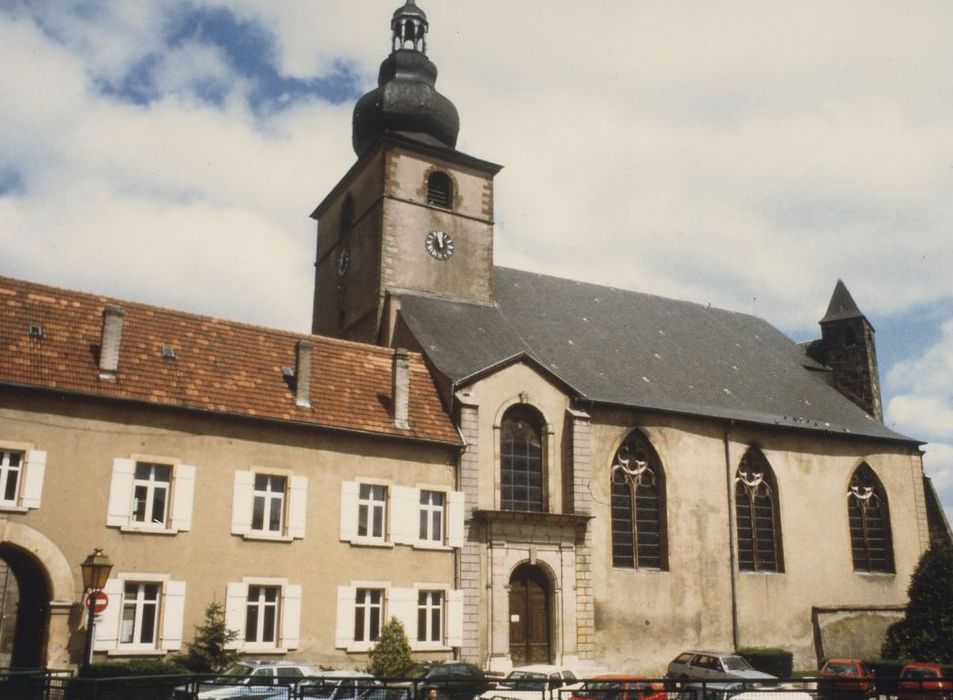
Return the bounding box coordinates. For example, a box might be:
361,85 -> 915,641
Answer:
391,0 -> 428,53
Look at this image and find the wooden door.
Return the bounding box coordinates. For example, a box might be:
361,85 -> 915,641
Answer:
508,564 -> 551,664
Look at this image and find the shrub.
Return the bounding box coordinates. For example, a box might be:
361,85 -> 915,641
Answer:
881,541 -> 953,664
737,647 -> 793,678
369,617 -> 415,679
173,601 -> 240,673
81,658 -> 188,677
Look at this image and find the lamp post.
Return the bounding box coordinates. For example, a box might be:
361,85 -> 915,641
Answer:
80,548 -> 113,673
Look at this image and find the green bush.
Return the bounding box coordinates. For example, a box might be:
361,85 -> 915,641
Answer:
881,541 -> 953,664
737,647 -> 793,678
369,617 -> 415,679
81,658 -> 188,677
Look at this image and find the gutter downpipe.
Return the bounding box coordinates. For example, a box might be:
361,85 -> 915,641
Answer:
724,420 -> 740,650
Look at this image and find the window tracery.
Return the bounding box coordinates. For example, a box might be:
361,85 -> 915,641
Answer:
610,431 -> 666,570
734,448 -> 783,572
847,464 -> 894,573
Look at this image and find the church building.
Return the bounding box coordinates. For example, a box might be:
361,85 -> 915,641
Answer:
0,0 -> 946,676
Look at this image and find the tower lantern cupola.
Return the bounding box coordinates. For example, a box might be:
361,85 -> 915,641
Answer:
352,0 -> 459,156
392,0 -> 428,53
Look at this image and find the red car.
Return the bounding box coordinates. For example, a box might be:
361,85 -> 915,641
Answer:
571,674 -> 667,700
818,659 -> 875,700
898,663 -> 952,700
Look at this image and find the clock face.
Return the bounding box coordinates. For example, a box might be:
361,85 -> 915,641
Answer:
337,247 -> 350,276
425,230 -> 454,261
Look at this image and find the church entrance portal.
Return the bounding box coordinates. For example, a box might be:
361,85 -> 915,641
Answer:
508,564 -> 551,665
0,543 -> 51,668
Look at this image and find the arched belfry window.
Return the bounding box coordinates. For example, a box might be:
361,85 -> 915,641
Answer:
735,448 -> 784,572
500,405 -> 544,513
340,194 -> 354,235
611,431 -> 667,570
848,463 -> 895,573
426,171 -> 453,209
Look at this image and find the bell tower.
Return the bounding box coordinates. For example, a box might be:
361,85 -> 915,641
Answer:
310,0 -> 502,345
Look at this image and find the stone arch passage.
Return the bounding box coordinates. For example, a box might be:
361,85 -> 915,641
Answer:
0,543 -> 52,668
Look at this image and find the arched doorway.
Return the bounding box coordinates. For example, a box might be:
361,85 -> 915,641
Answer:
0,543 -> 51,668
508,564 -> 551,664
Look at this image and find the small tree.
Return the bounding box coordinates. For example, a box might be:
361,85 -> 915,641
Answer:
369,617 -> 415,679
174,602 -> 240,673
882,541 -> 953,663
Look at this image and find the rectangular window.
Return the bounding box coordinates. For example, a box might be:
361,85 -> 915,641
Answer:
120,582 -> 161,647
354,588 -> 383,642
416,590 -> 443,643
131,462 -> 172,526
357,484 -> 387,539
0,450 -> 23,505
252,475 -> 287,533
245,585 -> 281,644
419,490 -> 444,542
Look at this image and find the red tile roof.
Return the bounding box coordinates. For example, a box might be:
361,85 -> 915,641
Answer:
0,276 -> 461,446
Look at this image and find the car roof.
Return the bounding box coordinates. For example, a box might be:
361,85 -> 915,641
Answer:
511,665 -> 573,674
589,675 -> 654,681
316,671 -> 376,678
680,651 -> 738,658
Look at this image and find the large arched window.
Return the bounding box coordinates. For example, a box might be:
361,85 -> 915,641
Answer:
848,464 -> 895,573
611,430 -> 667,570
500,405 -> 544,512
735,447 -> 784,572
426,171 -> 453,209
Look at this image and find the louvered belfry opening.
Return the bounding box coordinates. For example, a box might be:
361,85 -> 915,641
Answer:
735,447 -> 784,572
848,463 -> 895,573
500,404 -> 544,512
610,430 -> 667,570
426,171 -> 453,209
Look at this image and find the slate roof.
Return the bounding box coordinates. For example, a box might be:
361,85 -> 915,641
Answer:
399,267 -> 913,443
820,279 -> 867,324
0,276 -> 460,446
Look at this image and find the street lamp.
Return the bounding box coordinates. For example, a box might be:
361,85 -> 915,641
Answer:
80,548 -> 113,673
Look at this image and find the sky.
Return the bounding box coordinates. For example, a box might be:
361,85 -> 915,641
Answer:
1,0 -> 951,524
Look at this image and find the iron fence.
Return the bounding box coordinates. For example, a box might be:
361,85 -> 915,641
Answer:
1,672 -> 951,700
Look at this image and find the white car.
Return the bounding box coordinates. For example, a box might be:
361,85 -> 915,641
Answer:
480,665 -> 582,700
174,661 -> 322,700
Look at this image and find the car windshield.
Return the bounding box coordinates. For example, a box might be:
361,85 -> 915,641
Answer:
825,664 -> 859,676
903,669 -> 939,680
722,657 -> 753,671
224,665 -> 255,677
505,671 -> 547,690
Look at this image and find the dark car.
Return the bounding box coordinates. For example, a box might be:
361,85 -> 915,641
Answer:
898,663 -> 952,700
416,662 -> 491,700
818,659 -> 874,700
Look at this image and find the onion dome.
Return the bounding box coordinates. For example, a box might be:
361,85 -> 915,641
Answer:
352,0 -> 460,156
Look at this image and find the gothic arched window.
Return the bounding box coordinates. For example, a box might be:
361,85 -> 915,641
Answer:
500,405 -> 544,513
735,447 -> 784,572
340,194 -> 354,234
611,430 -> 667,570
426,171 -> 453,209
848,463 -> 895,573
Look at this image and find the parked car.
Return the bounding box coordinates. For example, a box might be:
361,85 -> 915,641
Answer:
667,651 -> 776,682
570,674 -> 667,700
898,663 -> 952,700
818,659 -> 875,700
415,662 -> 492,700
479,664 -> 580,700
174,661 -> 321,700
301,671 -> 380,700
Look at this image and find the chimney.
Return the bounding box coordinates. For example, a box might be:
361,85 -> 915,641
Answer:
99,305 -> 125,379
392,348 -> 410,429
295,340 -> 313,407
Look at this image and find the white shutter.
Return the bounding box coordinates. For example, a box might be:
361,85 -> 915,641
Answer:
335,586 -> 356,648
20,449 -> 46,509
93,578 -> 123,651
390,485 -> 419,545
231,471 -> 254,535
170,464 -> 196,531
106,458 -> 136,527
281,584 -> 302,650
447,491 -> 465,548
446,590 -> 464,648
161,580 -> 187,650
339,481 -> 359,542
287,475 -> 308,539
224,582 -> 247,649
388,587 -> 417,638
